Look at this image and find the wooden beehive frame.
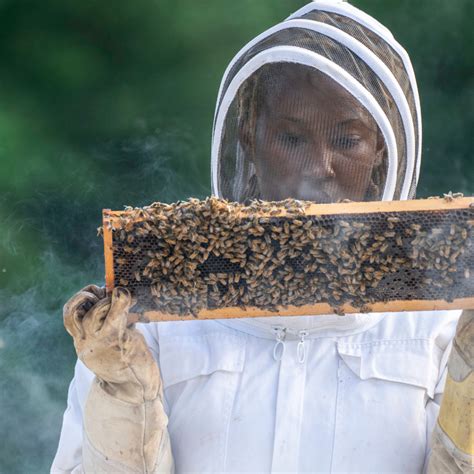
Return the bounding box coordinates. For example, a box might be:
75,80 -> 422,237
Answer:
103,197 -> 474,322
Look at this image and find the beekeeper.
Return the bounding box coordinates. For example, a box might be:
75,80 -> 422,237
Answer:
52,1 -> 472,473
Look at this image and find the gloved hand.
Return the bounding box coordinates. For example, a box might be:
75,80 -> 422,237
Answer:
63,285 -> 173,471
63,285 -> 161,404
428,309 -> 473,473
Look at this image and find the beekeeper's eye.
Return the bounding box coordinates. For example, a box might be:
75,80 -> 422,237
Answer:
278,131 -> 306,147
332,134 -> 361,150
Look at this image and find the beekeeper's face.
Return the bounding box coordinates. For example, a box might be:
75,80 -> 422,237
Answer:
245,66 -> 385,203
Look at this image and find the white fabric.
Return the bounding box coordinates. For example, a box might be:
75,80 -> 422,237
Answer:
52,310 -> 460,473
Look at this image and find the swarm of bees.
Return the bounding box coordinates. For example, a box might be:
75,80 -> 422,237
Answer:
103,196 -> 473,317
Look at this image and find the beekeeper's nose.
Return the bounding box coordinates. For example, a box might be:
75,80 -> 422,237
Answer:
300,145 -> 336,180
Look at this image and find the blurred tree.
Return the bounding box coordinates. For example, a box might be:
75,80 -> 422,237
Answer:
0,0 -> 472,471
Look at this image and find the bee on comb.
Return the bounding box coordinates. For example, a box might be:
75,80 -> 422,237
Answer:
101,195 -> 474,322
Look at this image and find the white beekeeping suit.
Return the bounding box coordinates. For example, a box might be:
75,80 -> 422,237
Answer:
52,1 -> 463,473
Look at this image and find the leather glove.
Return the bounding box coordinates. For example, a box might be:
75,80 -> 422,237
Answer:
63,285 -> 161,404
428,309 -> 473,473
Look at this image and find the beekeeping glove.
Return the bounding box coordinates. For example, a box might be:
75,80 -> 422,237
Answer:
63,285 -> 174,472
63,285 -> 160,404
427,309 -> 473,473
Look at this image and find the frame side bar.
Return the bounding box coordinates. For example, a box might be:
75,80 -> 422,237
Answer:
102,209 -> 115,294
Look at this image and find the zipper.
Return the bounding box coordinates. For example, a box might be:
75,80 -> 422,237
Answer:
272,326 -> 287,361
216,315 -> 386,364
272,326 -> 309,363
297,330 -> 309,364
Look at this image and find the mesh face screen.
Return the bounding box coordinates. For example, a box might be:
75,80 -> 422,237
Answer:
297,9 -> 420,192
102,196 -> 474,321
213,2 -> 422,204
219,64 -> 389,204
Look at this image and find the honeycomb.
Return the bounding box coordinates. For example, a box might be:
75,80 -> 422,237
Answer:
101,196 -> 474,320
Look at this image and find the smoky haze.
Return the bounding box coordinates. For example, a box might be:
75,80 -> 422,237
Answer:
0,0 -> 472,472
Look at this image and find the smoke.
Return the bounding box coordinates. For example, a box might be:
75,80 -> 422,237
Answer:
0,251 -> 103,473
0,119 -> 205,473
90,119 -> 208,207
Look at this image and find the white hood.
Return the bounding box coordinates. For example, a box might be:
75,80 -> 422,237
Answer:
211,0 -> 422,203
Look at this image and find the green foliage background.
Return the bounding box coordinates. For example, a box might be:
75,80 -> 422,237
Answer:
0,0 -> 472,472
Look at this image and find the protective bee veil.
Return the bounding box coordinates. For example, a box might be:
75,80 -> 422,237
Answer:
211,0 -> 421,204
